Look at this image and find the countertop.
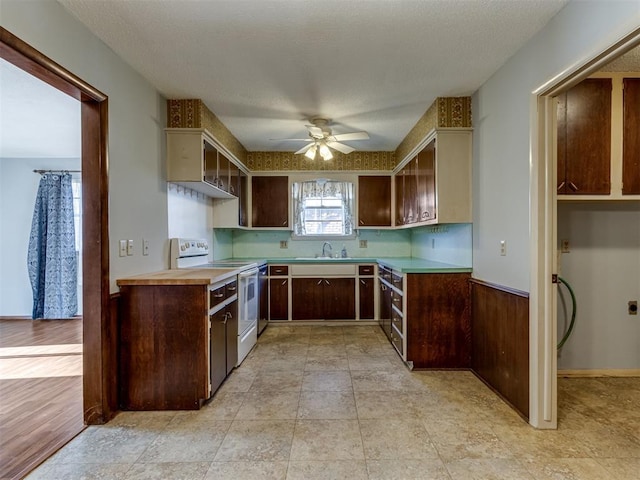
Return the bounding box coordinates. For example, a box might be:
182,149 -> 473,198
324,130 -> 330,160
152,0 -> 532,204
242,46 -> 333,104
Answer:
116,268 -> 239,286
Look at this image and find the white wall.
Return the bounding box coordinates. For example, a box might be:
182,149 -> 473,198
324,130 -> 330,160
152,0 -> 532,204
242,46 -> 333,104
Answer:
410,224 -> 472,267
557,202 -> 640,370
0,158 -> 81,315
2,0 -> 169,291
167,183 -> 214,262
472,0 -> 640,291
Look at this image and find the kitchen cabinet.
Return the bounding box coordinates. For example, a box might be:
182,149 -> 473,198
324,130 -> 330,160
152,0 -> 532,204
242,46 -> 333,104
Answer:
239,170 -> 248,227
358,264 -> 376,320
118,284 -> 211,410
623,77 -> 640,195
209,278 -> 238,390
258,264 -> 268,334
291,277 -> 356,320
377,266 -> 470,369
557,78 -> 612,195
358,176 -> 391,227
394,128 -> 471,226
252,176 -> 289,228
166,128 -> 246,199
269,265 -> 289,320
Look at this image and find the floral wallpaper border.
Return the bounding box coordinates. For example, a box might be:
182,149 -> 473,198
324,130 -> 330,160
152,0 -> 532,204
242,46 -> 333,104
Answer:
167,96 -> 470,172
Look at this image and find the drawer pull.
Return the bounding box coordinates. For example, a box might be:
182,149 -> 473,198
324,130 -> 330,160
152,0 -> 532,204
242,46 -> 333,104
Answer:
227,286 -> 237,292
213,293 -> 224,298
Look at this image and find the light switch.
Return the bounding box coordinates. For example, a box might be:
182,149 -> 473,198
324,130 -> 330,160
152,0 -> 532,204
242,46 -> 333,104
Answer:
119,240 -> 127,257
127,239 -> 134,256
143,239 -> 149,256
500,240 -> 507,256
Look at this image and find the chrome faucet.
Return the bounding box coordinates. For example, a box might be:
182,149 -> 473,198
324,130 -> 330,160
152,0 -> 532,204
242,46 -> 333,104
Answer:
322,242 -> 333,258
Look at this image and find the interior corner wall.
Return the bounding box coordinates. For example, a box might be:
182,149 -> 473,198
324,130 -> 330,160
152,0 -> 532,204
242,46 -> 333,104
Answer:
2,0 -> 170,292
472,0 -> 640,292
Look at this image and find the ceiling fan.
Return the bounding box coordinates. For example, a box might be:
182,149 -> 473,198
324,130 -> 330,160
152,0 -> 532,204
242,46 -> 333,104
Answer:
273,118 -> 369,160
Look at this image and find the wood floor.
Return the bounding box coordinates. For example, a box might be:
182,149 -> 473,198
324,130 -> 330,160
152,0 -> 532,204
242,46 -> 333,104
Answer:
0,318 -> 84,480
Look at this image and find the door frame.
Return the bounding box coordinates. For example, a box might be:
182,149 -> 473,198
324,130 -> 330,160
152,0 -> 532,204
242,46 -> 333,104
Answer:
529,27 -> 640,429
0,27 -> 113,424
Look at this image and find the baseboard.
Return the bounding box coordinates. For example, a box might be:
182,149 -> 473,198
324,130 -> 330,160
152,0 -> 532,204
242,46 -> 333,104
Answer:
558,369 -> 640,377
268,320 -> 379,327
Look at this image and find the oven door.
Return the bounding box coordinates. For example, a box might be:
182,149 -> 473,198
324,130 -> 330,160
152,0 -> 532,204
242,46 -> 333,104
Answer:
237,268 -> 259,365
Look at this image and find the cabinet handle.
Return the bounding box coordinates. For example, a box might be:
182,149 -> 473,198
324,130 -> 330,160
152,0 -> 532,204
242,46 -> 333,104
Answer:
381,285 -> 387,291
282,220 -> 287,226
557,181 -> 565,191
282,280 -> 287,286
317,279 -> 323,285
227,285 -> 237,292
568,181 -> 579,192
359,219 -> 365,225
324,279 -> 330,285
230,185 -> 235,194
360,279 -> 366,285
213,293 -> 224,298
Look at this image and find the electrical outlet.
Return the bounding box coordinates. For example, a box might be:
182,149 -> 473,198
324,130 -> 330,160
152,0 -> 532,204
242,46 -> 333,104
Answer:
561,239 -> 570,253
127,239 -> 134,256
280,240 -> 288,249
629,301 -> 638,315
119,240 -> 127,257
500,240 -> 507,256
143,239 -> 149,256
359,239 -> 367,248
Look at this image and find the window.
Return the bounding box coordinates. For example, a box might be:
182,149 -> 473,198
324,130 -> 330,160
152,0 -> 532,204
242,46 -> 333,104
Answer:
292,180 -> 354,237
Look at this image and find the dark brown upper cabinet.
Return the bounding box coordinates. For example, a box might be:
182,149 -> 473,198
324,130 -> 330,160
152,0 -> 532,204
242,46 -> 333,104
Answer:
358,176 -> 391,227
623,77 -> 640,195
251,176 -> 289,228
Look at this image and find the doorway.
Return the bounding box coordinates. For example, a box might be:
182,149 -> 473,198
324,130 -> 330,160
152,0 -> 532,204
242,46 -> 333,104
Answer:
530,27 -> 640,429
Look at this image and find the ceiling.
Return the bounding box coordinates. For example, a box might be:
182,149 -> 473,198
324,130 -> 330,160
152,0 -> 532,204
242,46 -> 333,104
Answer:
4,1 -> 639,160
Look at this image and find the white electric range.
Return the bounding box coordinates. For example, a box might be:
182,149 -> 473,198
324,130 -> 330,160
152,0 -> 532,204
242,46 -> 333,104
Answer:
170,238 -> 259,366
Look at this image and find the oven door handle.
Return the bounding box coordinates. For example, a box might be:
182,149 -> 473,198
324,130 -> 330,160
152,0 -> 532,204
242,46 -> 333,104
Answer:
239,268 -> 259,278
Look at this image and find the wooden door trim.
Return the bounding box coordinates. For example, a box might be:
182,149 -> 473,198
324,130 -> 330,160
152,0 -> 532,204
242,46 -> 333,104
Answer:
0,27 -> 112,424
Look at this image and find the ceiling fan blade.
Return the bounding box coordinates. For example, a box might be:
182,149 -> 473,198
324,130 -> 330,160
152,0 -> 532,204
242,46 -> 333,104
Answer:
326,141 -> 355,154
270,138 -> 312,141
330,131 -> 369,141
295,143 -> 315,154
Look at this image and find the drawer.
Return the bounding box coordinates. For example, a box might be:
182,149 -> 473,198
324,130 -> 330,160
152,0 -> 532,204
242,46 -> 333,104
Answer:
391,273 -> 403,290
209,284 -> 226,307
390,324 -> 404,356
359,264 -> 375,276
270,265 -> 288,276
391,290 -> 403,309
379,265 -> 392,282
225,280 -> 238,297
391,307 -> 403,334
290,264 -> 356,276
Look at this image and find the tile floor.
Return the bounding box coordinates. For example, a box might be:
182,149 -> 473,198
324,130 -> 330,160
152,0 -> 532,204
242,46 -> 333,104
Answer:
27,325 -> 640,479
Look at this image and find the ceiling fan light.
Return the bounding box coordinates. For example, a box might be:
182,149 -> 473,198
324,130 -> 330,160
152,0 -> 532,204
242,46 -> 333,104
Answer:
305,144 -> 317,160
319,143 -> 333,160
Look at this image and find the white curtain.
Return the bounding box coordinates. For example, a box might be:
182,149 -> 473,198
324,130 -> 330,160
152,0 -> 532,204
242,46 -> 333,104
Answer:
292,180 -> 354,236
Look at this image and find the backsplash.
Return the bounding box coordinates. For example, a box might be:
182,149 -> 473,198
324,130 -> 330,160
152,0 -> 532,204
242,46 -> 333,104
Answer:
223,229 -> 411,259
410,224 -> 473,267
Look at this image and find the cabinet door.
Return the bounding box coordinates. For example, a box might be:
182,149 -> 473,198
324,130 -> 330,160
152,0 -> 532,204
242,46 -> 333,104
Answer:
291,278 -> 324,320
239,171 -> 248,226
378,282 -> 392,339
269,278 -> 289,320
557,78 -> 611,194
623,78 -> 640,195
225,299 -> 238,374
358,176 -> 391,227
204,142 -> 217,185
229,162 -> 239,197
403,160 -> 418,224
323,278 -> 356,320
210,310 -> 227,394
394,171 -> 405,226
359,278 -> 375,320
252,176 -> 289,227
258,265 -> 268,325
417,140 -> 436,221
217,153 -> 231,192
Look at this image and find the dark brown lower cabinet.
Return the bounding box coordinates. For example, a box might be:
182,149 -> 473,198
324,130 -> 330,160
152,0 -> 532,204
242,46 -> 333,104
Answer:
269,277 -> 289,320
378,280 -> 392,339
291,278 -> 355,320
225,299 -> 238,375
359,277 -> 375,320
210,310 -> 227,394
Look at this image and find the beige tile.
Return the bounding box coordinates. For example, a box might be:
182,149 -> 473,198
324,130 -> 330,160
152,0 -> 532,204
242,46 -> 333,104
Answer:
290,419 -> 364,460
301,370 -> 353,392
305,355 -> 350,371
249,369 -> 304,392
345,342 -> 392,356
235,390 -> 300,420
310,325 -> 344,335
523,458 -> 615,480
348,354 -> 396,371
575,421 -> 640,458
200,391 -> 246,419
297,391 -> 357,419
351,370 -> 424,391
492,423 -> 590,459
354,391 -> 437,419
365,459 -> 452,480
307,344 -> 347,356
445,458 -> 534,480
597,458 -> 640,479
107,410 -> 177,429
257,343 -> 309,357
25,462 -> 131,480
359,418 -> 439,460
260,355 -> 308,372
214,420 -> 295,461
136,417 -> 231,462
217,368 -> 258,393
123,462 -> 211,479
286,460 -> 368,480
204,461 -> 288,480
308,334 -> 345,345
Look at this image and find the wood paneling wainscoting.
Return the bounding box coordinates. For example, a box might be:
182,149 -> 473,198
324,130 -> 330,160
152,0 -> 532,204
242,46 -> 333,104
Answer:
470,279 -> 530,419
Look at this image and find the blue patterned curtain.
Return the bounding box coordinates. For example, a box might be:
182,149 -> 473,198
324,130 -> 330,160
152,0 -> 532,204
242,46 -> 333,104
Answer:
27,173 -> 77,319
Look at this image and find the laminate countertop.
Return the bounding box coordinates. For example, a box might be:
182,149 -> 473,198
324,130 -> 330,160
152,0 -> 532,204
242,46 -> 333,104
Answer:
116,268 -> 239,286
